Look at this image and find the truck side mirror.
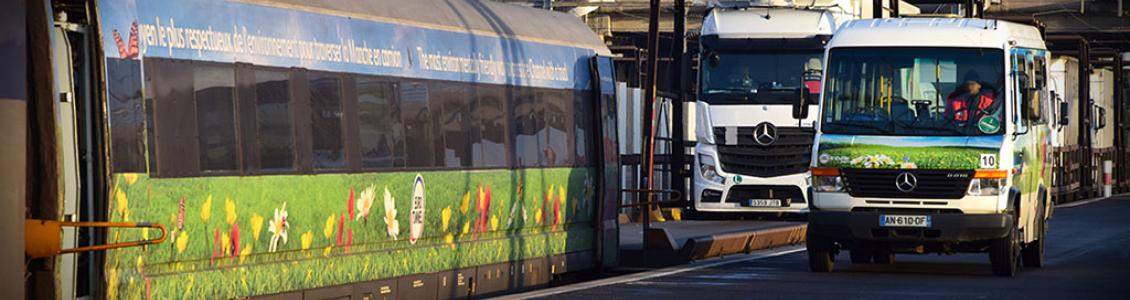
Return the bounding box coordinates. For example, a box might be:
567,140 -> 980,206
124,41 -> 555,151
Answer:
1058,101 -> 1070,126
793,86 -> 810,119
1096,106 -> 1107,129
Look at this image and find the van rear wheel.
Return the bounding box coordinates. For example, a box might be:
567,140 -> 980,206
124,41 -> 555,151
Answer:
1023,208 -> 1047,268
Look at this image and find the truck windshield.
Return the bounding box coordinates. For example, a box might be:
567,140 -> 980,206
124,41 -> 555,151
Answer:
700,50 -> 822,105
821,47 -> 1006,136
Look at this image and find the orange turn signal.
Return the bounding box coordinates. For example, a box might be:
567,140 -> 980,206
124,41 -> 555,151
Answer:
811,167 -> 840,177
974,169 -> 1009,179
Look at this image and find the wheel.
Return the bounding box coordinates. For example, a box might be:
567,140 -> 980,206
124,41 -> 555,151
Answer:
872,249 -> 895,265
849,246 -> 872,264
990,221 -> 1021,277
1023,206 -> 1047,268
807,231 -> 836,272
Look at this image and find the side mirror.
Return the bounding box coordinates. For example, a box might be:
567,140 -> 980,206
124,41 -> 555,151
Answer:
793,87 -> 810,119
1096,106 -> 1107,130
1058,101 -> 1070,126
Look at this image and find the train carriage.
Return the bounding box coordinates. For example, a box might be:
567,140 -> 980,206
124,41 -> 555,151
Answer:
55,0 -> 622,298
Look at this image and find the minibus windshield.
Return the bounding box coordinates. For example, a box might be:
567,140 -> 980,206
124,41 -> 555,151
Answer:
821,47 -> 1006,136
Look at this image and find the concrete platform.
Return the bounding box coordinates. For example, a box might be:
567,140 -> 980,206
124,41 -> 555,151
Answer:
618,220 -> 807,267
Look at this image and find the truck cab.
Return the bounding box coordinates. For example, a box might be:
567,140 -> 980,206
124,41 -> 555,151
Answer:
692,1 -> 855,214
805,18 -> 1056,277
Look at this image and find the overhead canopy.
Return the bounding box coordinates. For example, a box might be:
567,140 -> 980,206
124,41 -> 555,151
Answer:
241,0 -> 610,54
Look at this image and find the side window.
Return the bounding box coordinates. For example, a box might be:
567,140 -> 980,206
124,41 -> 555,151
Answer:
401,82 -> 438,167
356,77 -> 405,169
309,73 -> 346,170
436,82 -> 474,167
255,69 -> 295,171
544,90 -> 572,166
194,64 -> 239,172
474,85 -> 508,167
512,88 -> 543,167
106,57 -> 147,173
1013,53 -> 1030,125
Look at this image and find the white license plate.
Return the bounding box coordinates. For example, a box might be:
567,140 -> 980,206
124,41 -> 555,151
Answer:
880,215 -> 931,227
747,199 -> 782,207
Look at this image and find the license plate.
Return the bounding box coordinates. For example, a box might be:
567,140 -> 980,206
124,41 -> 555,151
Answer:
880,215 -> 931,227
747,199 -> 782,207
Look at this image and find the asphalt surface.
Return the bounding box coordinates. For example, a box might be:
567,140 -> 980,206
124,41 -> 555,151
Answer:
541,196 -> 1130,300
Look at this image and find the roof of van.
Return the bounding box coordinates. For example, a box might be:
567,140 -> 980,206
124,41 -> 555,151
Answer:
702,7 -> 844,39
240,0 -> 610,54
828,18 -> 1045,50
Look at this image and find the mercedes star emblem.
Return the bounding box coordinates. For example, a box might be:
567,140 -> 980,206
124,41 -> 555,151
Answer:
753,122 -> 778,146
895,172 -> 918,193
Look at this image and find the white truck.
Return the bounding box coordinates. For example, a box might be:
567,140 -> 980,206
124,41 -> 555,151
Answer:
691,0 -> 865,214
805,18 -> 1058,277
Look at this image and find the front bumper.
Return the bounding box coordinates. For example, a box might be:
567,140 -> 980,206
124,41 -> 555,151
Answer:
693,145 -> 809,213
808,210 -> 1013,243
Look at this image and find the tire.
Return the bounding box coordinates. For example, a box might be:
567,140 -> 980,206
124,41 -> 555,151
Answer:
990,221 -> 1021,277
872,249 -> 895,265
1023,205 -> 1047,268
807,231 -> 836,272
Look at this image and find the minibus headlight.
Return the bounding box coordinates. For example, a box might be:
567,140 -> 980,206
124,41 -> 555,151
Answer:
967,178 -> 1003,196
812,167 -> 844,193
698,154 -> 725,185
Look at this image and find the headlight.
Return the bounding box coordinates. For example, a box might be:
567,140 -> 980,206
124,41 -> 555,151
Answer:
698,154 -> 724,184
967,178 -> 1003,196
814,176 -> 844,192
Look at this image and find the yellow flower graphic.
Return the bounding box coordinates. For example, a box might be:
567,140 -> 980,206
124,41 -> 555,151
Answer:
122,173 -> 138,185
175,231 -> 189,254
535,209 -> 543,224
323,214 -> 336,239
225,198 -> 237,225
201,195 -> 213,221
250,213 -> 264,241
115,188 -> 129,221
323,246 -> 332,257
441,206 -> 452,231
239,243 -> 252,263
107,267 -> 119,300
490,215 -> 499,231
460,191 -> 471,214
462,221 -> 471,234
221,232 -> 232,255
301,231 -> 314,250
444,233 -> 455,249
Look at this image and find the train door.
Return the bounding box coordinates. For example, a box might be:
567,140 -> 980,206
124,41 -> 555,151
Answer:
591,56 -> 620,269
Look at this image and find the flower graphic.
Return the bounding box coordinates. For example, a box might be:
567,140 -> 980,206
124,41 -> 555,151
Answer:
300,231 -> 313,250
460,191 -> 471,214
490,215 -> 499,231
225,198 -> 238,225
122,173 -> 138,186
441,206 -> 452,231
115,187 -> 129,221
337,213 -> 345,246
474,185 -> 492,239
356,185 -> 376,221
383,187 -> 400,240
268,203 -> 289,252
444,233 -> 455,249
230,223 -> 240,260
851,154 -> 896,168
239,243 -> 252,263
345,229 -> 353,253
347,187 -> 356,221
323,214 -> 335,239
250,213 -> 264,241
175,231 -> 188,254
201,195 -> 213,222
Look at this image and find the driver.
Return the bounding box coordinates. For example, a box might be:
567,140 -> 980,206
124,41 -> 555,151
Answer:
945,80 -> 997,122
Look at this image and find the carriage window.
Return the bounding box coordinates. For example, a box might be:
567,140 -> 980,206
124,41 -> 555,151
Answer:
309,73 -> 345,169
357,77 -> 405,169
512,88 -> 544,167
400,82 -> 439,167
475,85 -> 508,167
544,91 -> 572,166
573,92 -> 592,166
194,64 -> 239,172
436,83 -> 474,167
255,69 -> 294,171
106,57 -> 147,173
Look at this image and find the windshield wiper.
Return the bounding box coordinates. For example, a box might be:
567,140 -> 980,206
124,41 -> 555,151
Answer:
704,87 -> 754,94
829,121 -> 895,135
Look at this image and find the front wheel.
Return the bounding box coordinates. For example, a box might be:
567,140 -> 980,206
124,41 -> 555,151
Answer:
990,222 -> 1021,277
807,231 -> 836,272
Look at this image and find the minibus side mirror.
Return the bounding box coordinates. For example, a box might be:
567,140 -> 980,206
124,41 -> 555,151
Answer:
1058,101 -> 1070,126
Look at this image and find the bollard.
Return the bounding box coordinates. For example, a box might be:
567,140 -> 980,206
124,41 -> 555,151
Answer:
1104,160 -> 1113,197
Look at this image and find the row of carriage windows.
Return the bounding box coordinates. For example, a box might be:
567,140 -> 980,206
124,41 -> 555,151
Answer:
106,57 -> 593,177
